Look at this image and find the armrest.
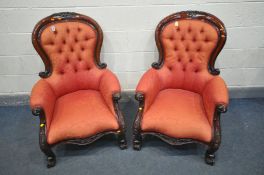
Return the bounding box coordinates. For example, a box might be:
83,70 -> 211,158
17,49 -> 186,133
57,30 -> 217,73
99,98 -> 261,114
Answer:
136,69 -> 162,112
202,76 -> 229,125
99,70 -> 121,115
30,79 -> 57,129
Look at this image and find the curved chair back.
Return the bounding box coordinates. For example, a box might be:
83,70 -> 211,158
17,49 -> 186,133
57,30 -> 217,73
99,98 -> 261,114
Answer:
153,11 -> 226,93
32,12 -> 106,97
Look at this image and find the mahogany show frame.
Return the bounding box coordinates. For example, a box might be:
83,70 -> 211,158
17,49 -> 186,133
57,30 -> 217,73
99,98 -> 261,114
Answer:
32,12 -> 127,168
133,11 -> 227,165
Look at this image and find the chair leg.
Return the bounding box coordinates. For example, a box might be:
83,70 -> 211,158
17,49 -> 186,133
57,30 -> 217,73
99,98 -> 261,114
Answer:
205,105 -> 224,165
133,119 -> 142,150
205,148 -> 216,165
133,133 -> 142,150
39,141 -> 56,168
205,143 -> 219,166
39,126 -> 56,168
133,92 -> 144,151
133,139 -> 142,150
45,149 -> 56,168
117,132 -> 127,150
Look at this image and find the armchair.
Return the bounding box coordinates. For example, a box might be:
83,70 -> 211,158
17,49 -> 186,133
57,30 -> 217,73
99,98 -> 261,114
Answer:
30,12 -> 127,168
133,11 -> 229,165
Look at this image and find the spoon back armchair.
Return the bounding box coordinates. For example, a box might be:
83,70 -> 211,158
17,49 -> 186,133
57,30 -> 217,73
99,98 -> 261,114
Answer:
30,12 -> 127,168
133,11 -> 229,165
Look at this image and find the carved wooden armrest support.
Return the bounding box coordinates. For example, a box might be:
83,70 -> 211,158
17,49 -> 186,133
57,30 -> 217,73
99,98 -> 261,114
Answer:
112,92 -> 125,131
211,104 -> 227,143
32,107 -> 46,125
133,92 -> 145,150
135,92 -> 145,103
135,93 -> 145,123
32,107 -> 43,116
216,104 -> 227,113
112,92 -> 121,102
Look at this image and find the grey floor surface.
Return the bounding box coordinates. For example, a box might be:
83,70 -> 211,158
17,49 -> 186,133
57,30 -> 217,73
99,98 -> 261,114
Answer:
0,98 -> 263,175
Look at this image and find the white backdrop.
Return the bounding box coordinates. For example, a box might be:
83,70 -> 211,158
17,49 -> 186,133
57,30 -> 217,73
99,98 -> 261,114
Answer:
0,0 -> 264,94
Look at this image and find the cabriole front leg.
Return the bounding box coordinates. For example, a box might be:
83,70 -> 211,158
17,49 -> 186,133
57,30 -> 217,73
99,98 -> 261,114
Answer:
133,129 -> 142,151
133,111 -> 142,150
117,131 -> 127,149
32,108 -> 56,168
113,93 -> 127,150
205,145 -> 218,165
205,104 -> 227,166
39,125 -> 56,168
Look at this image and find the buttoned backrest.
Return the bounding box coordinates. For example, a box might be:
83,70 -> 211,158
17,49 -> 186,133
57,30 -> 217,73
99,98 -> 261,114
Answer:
32,13 -> 106,97
155,12 -> 226,94
41,22 -> 97,75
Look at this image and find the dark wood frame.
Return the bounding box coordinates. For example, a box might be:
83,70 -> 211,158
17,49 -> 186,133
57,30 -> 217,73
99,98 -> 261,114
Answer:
31,12 -> 127,168
133,11 -> 227,165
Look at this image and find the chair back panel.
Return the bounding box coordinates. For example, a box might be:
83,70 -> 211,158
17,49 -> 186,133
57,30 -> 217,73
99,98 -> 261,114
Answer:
155,11 -> 226,93
40,21 -> 97,74
32,12 -> 106,97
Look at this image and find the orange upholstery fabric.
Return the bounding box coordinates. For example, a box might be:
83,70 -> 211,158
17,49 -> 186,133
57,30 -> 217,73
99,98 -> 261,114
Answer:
41,22 -> 96,74
30,20 -> 121,144
136,69 -> 161,112
40,22 -> 102,97
99,70 -> 121,115
47,90 -> 119,144
30,69 -> 120,130
202,77 -> 229,125
142,89 -> 212,142
137,20 -> 221,112
136,18 -> 229,143
159,20 -> 218,93
30,79 -> 56,129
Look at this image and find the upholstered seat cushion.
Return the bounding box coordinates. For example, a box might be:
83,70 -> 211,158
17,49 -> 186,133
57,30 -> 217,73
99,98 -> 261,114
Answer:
47,90 -> 119,144
141,89 -> 212,142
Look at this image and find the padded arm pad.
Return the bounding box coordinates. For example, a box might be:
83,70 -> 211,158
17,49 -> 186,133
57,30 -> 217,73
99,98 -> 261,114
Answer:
30,79 -> 57,129
202,76 -> 229,125
136,69 -> 162,112
99,70 -> 121,115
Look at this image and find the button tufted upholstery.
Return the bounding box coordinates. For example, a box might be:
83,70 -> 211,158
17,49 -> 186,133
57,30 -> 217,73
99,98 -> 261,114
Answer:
159,20 -> 218,94
30,13 -> 122,145
40,22 -> 102,97
136,12 -> 229,143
